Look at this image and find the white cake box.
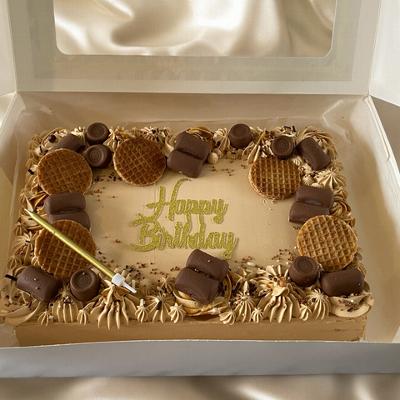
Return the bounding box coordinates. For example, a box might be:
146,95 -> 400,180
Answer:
1,0 -> 400,376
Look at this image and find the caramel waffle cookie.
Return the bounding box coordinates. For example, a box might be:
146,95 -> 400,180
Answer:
35,219 -> 96,280
296,215 -> 357,272
37,149 -> 92,194
113,138 -> 166,186
249,157 -> 301,200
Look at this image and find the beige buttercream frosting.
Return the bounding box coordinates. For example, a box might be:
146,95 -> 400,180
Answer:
232,281 -> 256,322
299,304 -> 312,321
135,299 -> 149,323
146,293 -> 174,323
89,282 -> 138,329
251,307 -> 264,323
306,288 -> 330,320
168,302 -> 186,323
219,308 -> 236,325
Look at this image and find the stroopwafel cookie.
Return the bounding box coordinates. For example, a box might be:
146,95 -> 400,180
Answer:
296,215 -> 357,272
113,138 -> 166,186
35,219 -> 96,280
249,157 -> 301,200
37,149 -> 92,195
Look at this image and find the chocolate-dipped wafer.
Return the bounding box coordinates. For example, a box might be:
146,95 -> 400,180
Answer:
295,185 -> 334,208
175,267 -> 219,304
271,136 -> 295,159
48,211 -> 91,230
16,266 -> 60,302
175,132 -> 211,161
228,123 -> 252,149
44,192 -> 86,215
186,249 -> 229,282
167,150 -> 205,178
86,122 -> 110,145
54,134 -> 84,152
83,144 -> 112,168
289,256 -> 320,287
289,201 -> 329,224
70,268 -> 100,301
320,269 -> 364,297
297,138 -> 331,170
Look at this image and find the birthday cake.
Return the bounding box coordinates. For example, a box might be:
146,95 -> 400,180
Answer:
0,123 -> 373,345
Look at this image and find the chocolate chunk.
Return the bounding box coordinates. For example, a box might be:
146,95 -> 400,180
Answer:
16,266 -> 60,302
175,267 -> 219,304
44,192 -> 86,215
48,210 -> 91,230
228,124 -> 252,149
289,201 -> 329,224
83,144 -> 112,168
320,269 -> 364,297
175,132 -> 211,161
86,122 -> 110,145
297,138 -> 331,170
295,185 -> 334,208
54,134 -> 84,152
289,256 -> 320,287
271,136 -> 295,159
70,268 -> 100,301
167,150 -> 205,178
186,249 -> 229,282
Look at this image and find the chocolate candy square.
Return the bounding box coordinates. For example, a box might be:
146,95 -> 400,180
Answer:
48,210 -> 91,230
16,266 -> 60,302
289,201 -> 329,224
44,192 -> 86,215
271,136 -> 295,159
175,267 -> 219,304
175,132 -> 211,161
167,150 -> 205,178
54,134 -> 84,152
320,269 -> 364,297
297,138 -> 331,171
186,249 -> 229,282
295,185 -> 334,208
83,144 -> 112,168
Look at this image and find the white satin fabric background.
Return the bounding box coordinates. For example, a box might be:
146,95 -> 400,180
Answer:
1,375 -> 400,399
54,0 -> 335,57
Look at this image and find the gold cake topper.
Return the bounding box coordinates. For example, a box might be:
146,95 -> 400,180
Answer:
131,178 -> 238,258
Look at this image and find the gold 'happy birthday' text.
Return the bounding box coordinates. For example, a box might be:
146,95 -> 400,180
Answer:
130,179 -> 238,258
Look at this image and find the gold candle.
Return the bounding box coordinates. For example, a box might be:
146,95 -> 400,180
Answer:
25,209 -> 136,293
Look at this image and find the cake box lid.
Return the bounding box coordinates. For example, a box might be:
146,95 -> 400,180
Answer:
0,0 -> 399,107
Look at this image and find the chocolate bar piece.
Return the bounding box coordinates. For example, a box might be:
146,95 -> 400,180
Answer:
175,267 -> 219,304
320,269 -> 364,297
289,256 -> 320,287
48,210 -> 91,230
295,185 -> 334,208
271,136 -> 295,159
70,268 -> 100,301
175,132 -> 211,161
83,144 -> 112,168
54,134 -> 84,152
297,138 -> 331,170
228,124 -> 252,149
16,266 -> 60,302
289,201 -> 329,224
167,150 -> 205,178
44,192 -> 86,215
186,249 -> 229,282
86,122 -> 110,145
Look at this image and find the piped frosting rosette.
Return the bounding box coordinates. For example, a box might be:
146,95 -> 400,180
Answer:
173,273 -> 232,316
